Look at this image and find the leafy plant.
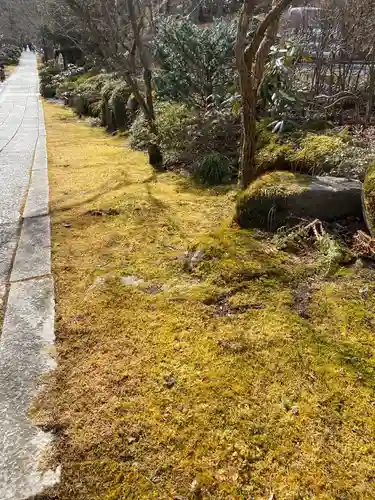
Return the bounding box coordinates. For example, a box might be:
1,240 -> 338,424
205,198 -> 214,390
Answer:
153,19 -> 237,108
193,153 -> 232,185
130,102 -> 195,158
0,44 -> 22,65
39,62 -> 61,98
260,41 -> 306,131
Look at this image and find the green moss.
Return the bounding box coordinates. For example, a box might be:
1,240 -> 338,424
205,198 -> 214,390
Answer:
185,227 -> 294,286
256,140 -> 294,172
243,171 -> 308,198
363,162 -> 375,235
43,102 -> 375,499
255,132 -> 347,175
289,133 -> 344,173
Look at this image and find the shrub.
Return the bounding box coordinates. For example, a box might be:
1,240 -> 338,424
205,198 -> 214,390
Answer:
193,153 -> 233,185
129,113 -> 152,150
70,74 -> 112,118
85,117 -> 102,128
39,62 -> 61,98
0,44 -> 22,65
53,64 -> 86,98
153,19 -> 237,108
108,82 -> 131,131
130,102 -> 196,158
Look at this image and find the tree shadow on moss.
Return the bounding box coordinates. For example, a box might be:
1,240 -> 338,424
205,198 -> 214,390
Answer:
174,176 -> 238,197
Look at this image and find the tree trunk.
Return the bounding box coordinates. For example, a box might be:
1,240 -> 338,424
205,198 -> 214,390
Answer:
143,68 -> 155,121
236,0 -> 295,188
240,86 -> 258,188
366,53 -> 375,125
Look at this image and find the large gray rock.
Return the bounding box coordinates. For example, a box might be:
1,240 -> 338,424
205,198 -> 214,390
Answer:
236,172 -> 363,230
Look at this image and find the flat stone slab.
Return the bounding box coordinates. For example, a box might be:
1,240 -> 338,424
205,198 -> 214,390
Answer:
0,223 -> 18,282
0,52 -> 58,497
10,216 -> 51,282
23,168 -> 49,218
236,172 -> 363,230
0,277 -> 60,499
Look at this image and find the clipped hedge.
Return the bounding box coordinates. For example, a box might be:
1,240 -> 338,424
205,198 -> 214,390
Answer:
0,44 -> 22,65
39,62 -> 61,98
108,82 -> 131,131
130,101 -> 196,156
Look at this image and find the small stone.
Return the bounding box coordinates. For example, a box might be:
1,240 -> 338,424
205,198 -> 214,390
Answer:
93,277 -> 106,287
62,222 -> 72,228
151,469 -> 162,483
359,286 -> 369,300
119,452 -> 134,462
164,375 -> 176,388
354,258 -> 365,270
190,478 -> 202,495
120,275 -> 145,286
291,406 -> 299,415
183,249 -> 204,271
146,285 -> 162,294
71,315 -> 84,323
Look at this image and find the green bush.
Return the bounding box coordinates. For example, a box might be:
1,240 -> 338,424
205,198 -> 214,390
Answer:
153,19 -> 237,107
108,82 -> 131,131
193,153 -> 233,185
39,63 -> 61,98
130,102 -> 196,157
70,74 -> 113,118
0,44 -> 22,65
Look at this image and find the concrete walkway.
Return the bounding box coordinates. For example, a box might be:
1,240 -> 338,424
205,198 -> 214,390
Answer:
0,53 -> 59,498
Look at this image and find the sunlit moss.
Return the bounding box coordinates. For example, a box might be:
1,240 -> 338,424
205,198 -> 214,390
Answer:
40,103 -> 375,500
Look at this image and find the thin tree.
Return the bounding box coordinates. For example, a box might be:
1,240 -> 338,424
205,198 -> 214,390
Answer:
235,0 -> 295,188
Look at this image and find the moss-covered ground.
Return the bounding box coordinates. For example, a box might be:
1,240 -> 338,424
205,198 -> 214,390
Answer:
40,103 -> 375,499
4,64 -> 17,79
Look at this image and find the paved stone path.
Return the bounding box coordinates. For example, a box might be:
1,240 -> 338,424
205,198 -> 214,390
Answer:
0,53 -> 59,498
